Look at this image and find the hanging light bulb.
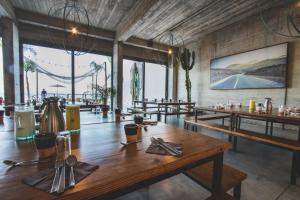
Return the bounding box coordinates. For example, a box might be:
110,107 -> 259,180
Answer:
71,27 -> 78,35
168,49 -> 173,55
47,0 -> 95,55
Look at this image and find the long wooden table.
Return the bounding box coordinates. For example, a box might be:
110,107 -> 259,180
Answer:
195,106 -> 300,140
133,100 -> 196,122
0,122 -> 231,199
194,106 -> 300,184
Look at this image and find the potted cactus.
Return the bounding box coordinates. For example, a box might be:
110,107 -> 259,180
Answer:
178,48 -> 195,103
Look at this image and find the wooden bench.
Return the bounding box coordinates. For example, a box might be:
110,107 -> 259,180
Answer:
205,193 -> 237,200
184,114 -> 230,130
184,162 -> 247,200
186,119 -> 300,184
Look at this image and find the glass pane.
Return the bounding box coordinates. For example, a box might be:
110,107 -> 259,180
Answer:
145,62 -> 166,100
0,37 -> 3,99
23,44 -> 71,103
123,59 -> 143,109
75,53 -> 112,105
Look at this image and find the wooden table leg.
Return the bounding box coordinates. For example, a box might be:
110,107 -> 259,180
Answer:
212,152 -> 224,193
270,122 -> 274,136
265,121 -> 269,135
298,126 -> 300,143
291,151 -> 299,185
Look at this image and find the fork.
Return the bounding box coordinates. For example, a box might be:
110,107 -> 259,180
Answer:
50,159 -> 63,193
57,160 -> 66,193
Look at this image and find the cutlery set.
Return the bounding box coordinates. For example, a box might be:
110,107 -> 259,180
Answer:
3,155 -> 77,194
50,155 -> 77,194
150,137 -> 182,156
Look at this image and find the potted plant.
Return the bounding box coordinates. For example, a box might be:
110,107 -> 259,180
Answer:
92,61 -> 116,118
115,108 -> 122,122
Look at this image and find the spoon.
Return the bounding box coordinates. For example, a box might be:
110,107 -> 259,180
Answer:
120,140 -> 142,146
66,155 -> 77,187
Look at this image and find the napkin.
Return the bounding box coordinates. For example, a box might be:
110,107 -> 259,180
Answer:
146,141 -> 182,156
22,161 -> 98,194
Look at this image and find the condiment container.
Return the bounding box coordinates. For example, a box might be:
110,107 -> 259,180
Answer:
249,99 -> 256,112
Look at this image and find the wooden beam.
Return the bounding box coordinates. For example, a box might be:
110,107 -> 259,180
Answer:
0,0 -> 15,20
123,44 -> 168,65
116,0 -> 159,41
125,36 -> 170,52
15,9 -> 115,40
18,22 -> 113,56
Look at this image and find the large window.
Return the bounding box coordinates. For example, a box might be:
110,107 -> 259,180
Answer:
122,59 -> 167,109
23,44 -> 112,105
0,37 -> 3,99
144,62 -> 166,100
23,45 -> 71,102
75,53 -> 112,105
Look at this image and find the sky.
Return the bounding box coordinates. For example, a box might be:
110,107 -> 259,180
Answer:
211,43 -> 287,69
24,44 -> 111,100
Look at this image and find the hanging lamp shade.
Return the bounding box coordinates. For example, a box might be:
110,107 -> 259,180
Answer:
47,0 -> 95,55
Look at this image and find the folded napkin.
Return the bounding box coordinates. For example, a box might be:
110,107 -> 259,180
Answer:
146,141 -> 182,156
22,161 -> 98,194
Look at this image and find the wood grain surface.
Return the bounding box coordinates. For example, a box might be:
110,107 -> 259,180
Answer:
0,122 -> 231,200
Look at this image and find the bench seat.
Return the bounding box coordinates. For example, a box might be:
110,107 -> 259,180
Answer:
184,162 -> 247,199
206,193 -> 237,200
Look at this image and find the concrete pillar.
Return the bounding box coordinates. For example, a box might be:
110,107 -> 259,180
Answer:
169,49 -> 179,100
0,17 -> 20,105
112,41 -> 123,109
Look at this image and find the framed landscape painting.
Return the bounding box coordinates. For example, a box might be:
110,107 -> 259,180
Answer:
210,43 -> 288,89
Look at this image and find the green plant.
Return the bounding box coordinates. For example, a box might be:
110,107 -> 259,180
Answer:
24,60 -> 36,103
130,63 -> 141,102
89,61 -> 104,101
178,48 -> 195,103
91,61 -> 115,105
93,86 -> 116,105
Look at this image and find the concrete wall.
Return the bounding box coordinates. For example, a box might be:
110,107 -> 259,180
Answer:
178,5 -> 300,109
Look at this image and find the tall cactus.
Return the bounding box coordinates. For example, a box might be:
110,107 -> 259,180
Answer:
178,48 -> 195,103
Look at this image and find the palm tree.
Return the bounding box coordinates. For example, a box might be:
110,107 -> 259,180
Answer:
24,60 -> 36,103
89,61 -> 104,101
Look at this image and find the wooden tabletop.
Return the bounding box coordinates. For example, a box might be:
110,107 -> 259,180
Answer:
0,122 -> 231,200
195,106 -> 300,125
134,100 -> 195,106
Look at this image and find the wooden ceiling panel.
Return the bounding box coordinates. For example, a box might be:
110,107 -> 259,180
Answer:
10,0 -> 136,30
8,0 -> 292,45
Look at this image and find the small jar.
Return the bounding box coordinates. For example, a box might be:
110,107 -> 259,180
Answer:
256,103 -> 263,113
249,99 -> 256,112
278,105 -> 285,116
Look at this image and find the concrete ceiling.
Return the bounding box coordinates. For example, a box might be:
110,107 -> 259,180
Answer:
7,0 -> 292,44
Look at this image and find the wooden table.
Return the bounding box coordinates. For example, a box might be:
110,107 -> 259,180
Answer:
194,106 -> 300,184
194,106 -> 300,140
0,122 -> 231,200
133,100 -> 196,122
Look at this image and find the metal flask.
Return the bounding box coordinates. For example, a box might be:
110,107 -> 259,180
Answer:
264,98 -> 273,113
39,97 -> 65,134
